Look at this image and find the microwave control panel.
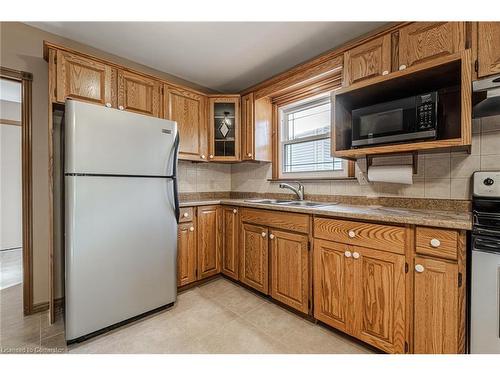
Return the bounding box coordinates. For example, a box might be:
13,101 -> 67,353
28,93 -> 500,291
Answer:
416,92 -> 437,130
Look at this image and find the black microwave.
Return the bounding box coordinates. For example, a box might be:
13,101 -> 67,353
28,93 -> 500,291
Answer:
351,91 -> 438,148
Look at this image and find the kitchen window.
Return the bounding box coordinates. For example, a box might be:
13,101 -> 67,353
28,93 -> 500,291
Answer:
279,95 -> 346,178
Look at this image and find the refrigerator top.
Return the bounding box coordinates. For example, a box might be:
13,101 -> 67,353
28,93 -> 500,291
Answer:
65,100 -> 178,176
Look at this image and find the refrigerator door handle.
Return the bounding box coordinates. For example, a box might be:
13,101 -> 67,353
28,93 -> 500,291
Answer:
171,132 -> 180,223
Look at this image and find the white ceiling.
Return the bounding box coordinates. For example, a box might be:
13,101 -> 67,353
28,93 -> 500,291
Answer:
28,22 -> 386,92
0,78 -> 21,103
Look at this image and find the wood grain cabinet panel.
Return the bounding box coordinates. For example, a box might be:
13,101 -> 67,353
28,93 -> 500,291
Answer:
56,50 -> 116,106
399,22 -> 465,69
270,230 -> 309,314
239,223 -> 269,294
313,239 -> 352,333
197,205 -> 221,280
353,246 -> 406,354
416,227 -> 458,260
177,222 -> 197,287
240,93 -> 255,161
117,70 -> 161,117
221,206 -> 239,280
477,22 -> 500,77
166,86 -> 207,161
343,34 -> 391,86
413,257 -> 460,354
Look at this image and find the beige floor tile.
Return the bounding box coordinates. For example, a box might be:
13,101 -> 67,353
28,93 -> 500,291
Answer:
210,284 -> 267,317
40,333 -> 68,353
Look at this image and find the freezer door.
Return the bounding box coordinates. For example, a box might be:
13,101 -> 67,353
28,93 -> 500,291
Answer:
65,100 -> 177,176
65,175 -> 177,341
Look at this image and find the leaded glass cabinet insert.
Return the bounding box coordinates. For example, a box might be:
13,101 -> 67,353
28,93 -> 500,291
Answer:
208,96 -> 240,161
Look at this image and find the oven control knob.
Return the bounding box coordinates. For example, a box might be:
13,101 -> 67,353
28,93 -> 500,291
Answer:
484,178 -> 495,186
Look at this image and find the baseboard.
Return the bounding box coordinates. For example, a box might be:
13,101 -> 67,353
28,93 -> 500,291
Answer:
31,297 -> 64,314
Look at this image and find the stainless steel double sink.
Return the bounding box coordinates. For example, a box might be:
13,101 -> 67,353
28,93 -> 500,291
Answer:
244,199 -> 338,208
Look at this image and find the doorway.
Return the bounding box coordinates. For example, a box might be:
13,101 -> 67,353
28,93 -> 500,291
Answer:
0,67 -> 33,315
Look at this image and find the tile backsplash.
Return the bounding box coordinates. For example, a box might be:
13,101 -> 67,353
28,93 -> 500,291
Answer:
181,116 -> 500,200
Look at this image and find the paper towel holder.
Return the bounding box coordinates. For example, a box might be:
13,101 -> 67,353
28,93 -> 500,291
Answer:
366,152 -> 418,175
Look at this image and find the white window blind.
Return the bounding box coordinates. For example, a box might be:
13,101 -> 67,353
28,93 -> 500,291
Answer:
281,96 -> 343,175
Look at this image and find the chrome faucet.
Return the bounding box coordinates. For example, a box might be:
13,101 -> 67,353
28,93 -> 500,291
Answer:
279,182 -> 305,201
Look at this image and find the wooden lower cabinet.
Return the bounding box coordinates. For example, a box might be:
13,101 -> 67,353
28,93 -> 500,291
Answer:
221,206 -> 239,280
413,257 -> 460,354
314,239 -> 406,353
270,230 -> 310,314
177,222 -> 197,287
239,223 -> 269,294
197,205 -> 221,280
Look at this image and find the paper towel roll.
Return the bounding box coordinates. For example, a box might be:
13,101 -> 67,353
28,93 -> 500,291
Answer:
367,165 -> 413,185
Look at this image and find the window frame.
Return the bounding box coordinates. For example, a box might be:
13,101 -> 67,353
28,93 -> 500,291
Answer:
278,94 -> 348,179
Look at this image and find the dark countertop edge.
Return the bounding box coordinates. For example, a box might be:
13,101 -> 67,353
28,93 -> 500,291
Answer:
180,199 -> 472,231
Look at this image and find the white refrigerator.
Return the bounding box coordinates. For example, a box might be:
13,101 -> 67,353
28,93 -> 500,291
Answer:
64,100 -> 180,343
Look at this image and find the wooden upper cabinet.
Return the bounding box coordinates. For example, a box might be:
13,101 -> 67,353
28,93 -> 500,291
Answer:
239,223 -> 269,294
165,85 -> 208,161
353,246 -> 406,354
476,22 -> 500,77
56,50 -> 117,106
117,70 -> 161,117
177,222 -> 197,287
313,239 -> 352,334
197,205 -> 221,280
221,206 -> 239,280
240,93 -> 255,161
343,34 -> 391,87
398,22 -> 466,69
414,257 -> 460,354
270,230 -> 309,314
209,96 -> 240,161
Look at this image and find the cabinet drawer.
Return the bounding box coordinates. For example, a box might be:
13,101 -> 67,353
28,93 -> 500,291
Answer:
314,218 -> 406,255
179,207 -> 194,223
240,208 -> 309,234
416,227 -> 458,260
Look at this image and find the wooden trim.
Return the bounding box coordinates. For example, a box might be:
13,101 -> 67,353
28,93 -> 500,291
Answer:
1,67 -> 34,316
241,23 -> 409,96
0,119 -> 22,126
267,177 -> 356,182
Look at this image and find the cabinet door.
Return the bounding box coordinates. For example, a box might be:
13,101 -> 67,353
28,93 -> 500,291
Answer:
239,223 -> 269,294
240,93 -> 254,161
477,22 -> 500,77
117,70 -> 161,117
399,22 -> 465,69
270,230 -> 310,313
221,206 -> 239,280
353,246 -> 406,354
313,240 -> 353,333
343,34 -> 391,86
56,50 -> 116,106
414,257 -> 459,354
177,222 -> 197,287
209,96 -> 240,161
166,86 -> 207,161
197,205 -> 221,279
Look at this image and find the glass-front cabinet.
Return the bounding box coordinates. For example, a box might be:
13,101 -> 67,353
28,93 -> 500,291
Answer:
208,95 -> 240,161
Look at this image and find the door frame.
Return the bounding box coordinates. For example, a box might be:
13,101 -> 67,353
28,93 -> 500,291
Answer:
1,67 -> 34,315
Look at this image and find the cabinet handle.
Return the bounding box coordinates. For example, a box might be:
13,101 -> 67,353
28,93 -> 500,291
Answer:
382,70 -> 389,75
232,209 -> 237,214
430,238 -> 441,248
105,102 -> 112,108
183,212 -> 189,218
261,232 -> 267,237
352,252 -> 360,259
247,153 -> 252,157
415,264 -> 425,273
348,230 -> 356,238
209,155 -> 214,159
399,64 -> 407,71
269,234 -> 275,240
344,251 -> 352,258
200,154 -> 206,159
189,226 -> 194,232
118,105 -> 124,110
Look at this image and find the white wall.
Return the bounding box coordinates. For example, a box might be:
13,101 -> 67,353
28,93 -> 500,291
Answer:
1,120 -> 22,250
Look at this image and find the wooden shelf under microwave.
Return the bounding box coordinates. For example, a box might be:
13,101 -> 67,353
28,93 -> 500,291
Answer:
332,50 -> 472,160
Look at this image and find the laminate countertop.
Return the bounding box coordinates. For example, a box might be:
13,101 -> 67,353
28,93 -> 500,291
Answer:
180,199 -> 472,230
